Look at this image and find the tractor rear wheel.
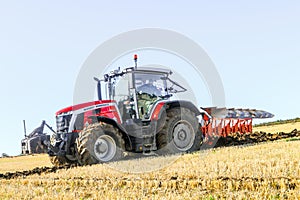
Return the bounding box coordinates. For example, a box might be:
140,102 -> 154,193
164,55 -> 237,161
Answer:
76,123 -> 125,165
157,107 -> 202,154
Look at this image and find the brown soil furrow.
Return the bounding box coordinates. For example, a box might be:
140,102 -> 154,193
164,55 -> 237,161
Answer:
214,129 -> 300,147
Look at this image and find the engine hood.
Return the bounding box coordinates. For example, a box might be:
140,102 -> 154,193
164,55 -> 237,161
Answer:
55,100 -> 115,116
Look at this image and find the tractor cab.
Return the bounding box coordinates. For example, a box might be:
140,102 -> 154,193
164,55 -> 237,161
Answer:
105,67 -> 170,120
100,58 -> 186,122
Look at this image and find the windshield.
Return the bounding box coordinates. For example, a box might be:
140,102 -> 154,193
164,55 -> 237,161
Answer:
135,73 -> 167,97
110,70 -> 185,120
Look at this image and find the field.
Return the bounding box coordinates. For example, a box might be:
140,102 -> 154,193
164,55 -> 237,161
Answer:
253,119 -> 300,134
0,154 -> 51,174
0,120 -> 300,199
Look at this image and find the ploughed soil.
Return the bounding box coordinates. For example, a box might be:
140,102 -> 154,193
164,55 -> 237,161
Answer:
214,129 -> 300,147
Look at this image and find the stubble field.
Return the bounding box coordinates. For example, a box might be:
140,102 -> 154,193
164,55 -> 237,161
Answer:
0,120 -> 299,199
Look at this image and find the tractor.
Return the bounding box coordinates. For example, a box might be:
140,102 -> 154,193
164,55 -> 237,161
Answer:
48,55 -> 273,166
48,55 -> 203,166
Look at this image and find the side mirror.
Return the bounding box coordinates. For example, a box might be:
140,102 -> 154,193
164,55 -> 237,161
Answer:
93,77 -> 100,82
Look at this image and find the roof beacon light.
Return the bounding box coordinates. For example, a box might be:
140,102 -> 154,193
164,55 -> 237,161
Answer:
134,54 -> 138,69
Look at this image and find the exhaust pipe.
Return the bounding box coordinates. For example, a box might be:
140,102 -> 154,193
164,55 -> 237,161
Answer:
23,120 -> 27,137
94,77 -> 102,100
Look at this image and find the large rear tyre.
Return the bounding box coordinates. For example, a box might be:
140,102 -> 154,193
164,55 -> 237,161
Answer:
76,123 -> 125,165
157,108 -> 202,154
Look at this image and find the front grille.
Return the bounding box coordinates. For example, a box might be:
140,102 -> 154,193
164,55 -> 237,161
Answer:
56,114 -> 72,133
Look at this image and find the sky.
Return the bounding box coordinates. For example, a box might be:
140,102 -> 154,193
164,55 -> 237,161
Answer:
0,1 -> 299,156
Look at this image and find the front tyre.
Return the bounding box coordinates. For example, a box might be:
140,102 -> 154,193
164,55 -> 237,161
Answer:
76,123 -> 125,165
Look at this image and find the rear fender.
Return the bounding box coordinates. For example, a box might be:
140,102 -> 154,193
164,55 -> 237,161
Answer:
149,102 -> 167,133
165,100 -> 201,116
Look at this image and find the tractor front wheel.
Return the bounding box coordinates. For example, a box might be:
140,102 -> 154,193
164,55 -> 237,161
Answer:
76,123 -> 125,165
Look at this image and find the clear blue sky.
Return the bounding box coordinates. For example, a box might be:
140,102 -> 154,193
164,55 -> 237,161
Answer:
0,1 -> 299,155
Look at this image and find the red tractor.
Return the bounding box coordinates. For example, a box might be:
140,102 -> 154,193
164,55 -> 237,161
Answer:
49,55 -> 204,166
48,55 -> 273,166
